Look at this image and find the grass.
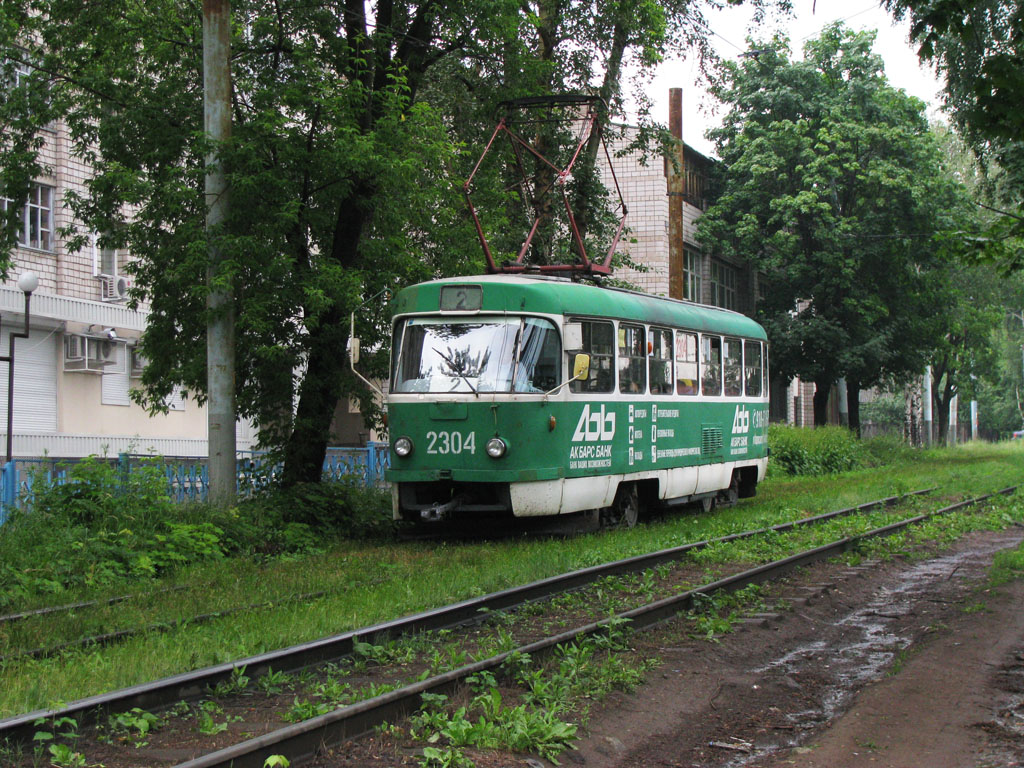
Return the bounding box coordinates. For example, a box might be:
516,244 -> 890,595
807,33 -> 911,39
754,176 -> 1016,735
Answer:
990,538 -> 1024,586
0,441 -> 1021,718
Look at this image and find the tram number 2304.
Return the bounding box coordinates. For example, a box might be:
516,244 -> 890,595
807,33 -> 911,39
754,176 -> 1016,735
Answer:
426,431 -> 476,455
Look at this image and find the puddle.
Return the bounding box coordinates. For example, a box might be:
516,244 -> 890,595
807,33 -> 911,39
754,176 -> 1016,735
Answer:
723,538 -> 1017,767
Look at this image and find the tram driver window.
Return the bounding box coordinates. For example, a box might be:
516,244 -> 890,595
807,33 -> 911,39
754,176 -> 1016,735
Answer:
701,335 -> 722,396
744,340 -> 763,397
570,320 -> 614,393
723,336 -> 742,396
650,328 -> 673,395
513,317 -> 561,393
676,331 -> 698,396
618,324 -> 646,394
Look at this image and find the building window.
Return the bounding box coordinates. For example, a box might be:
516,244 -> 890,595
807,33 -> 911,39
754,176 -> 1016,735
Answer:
2,184 -> 55,251
710,259 -> 737,311
684,164 -> 705,209
683,248 -> 702,303
93,235 -> 120,276
10,58 -> 32,89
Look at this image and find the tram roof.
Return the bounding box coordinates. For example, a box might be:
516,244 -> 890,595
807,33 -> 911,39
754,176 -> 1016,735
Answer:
393,275 -> 767,340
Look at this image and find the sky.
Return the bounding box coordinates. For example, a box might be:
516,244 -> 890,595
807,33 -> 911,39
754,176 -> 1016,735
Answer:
635,0 -> 947,157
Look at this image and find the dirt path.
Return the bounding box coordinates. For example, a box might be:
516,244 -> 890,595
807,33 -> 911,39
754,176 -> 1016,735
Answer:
555,528 -> 1024,768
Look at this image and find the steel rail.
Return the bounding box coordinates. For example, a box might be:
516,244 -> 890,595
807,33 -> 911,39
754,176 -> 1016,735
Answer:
0,488 -> 932,745
173,485 -> 1018,768
0,585 -> 189,626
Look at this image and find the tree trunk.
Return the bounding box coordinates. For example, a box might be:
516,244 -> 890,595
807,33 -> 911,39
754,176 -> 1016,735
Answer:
934,379 -> 955,447
813,377 -> 832,426
846,378 -> 861,437
282,184 -> 371,485
281,314 -> 348,486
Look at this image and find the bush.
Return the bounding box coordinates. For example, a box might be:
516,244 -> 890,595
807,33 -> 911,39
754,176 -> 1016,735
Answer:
768,425 -> 863,476
231,480 -> 395,555
0,457 -> 226,605
0,456 -> 394,607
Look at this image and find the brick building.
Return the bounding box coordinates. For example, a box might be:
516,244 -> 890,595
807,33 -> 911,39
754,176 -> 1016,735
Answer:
597,94 -> 816,427
1,93 -> 254,457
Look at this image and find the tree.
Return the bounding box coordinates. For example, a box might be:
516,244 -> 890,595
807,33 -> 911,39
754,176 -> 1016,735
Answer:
925,264 -> 1004,443
884,0 -> 1024,270
3,0 -> 490,485
697,24 -> 970,430
3,0 -> 778,483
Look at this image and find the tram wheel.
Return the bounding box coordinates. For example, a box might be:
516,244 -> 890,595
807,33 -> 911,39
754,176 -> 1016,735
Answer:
603,484 -> 640,529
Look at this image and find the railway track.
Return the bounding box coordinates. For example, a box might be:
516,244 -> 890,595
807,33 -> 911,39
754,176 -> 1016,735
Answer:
169,486 -> 1016,768
0,487 -> 933,748
6,485 -> 1016,768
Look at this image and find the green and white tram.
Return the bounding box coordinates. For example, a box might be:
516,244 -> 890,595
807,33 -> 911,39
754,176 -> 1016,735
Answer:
384,275 -> 769,526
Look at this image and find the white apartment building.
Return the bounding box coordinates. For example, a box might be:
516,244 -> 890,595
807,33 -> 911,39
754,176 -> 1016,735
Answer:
1,113 -> 254,458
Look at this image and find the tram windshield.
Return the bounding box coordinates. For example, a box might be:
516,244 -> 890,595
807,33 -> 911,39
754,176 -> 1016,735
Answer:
393,316 -> 561,394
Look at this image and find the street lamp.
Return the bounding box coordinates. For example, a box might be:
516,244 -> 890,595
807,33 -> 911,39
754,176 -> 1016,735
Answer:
2,271 -> 39,465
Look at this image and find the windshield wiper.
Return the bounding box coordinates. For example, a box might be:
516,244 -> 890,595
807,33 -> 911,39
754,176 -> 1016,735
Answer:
433,347 -> 479,397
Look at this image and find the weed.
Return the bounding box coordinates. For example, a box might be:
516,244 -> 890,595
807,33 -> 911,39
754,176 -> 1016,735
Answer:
108,707 -> 160,747
47,743 -> 87,767
256,668 -> 294,694
211,666 -> 250,697
419,744 -> 474,768
283,697 -> 333,723
32,715 -> 79,744
196,700 -> 240,736
264,756 -> 291,768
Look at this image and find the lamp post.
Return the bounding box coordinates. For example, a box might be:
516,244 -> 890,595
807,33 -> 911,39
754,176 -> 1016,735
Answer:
2,271 -> 39,465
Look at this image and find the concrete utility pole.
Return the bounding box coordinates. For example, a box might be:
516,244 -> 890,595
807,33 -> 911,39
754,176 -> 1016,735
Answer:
203,0 -> 236,505
667,88 -> 685,301
923,366 -> 933,447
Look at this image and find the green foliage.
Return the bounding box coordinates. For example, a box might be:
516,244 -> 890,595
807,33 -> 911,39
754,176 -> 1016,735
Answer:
699,23 -> 978,421
0,459 -> 393,606
885,0 -> 1024,269
861,396 -> 905,430
1,0 -> 785,483
858,435 -> 916,467
108,707 -> 161,748
47,743 -> 86,768
768,425 -> 862,476
246,479 -> 396,541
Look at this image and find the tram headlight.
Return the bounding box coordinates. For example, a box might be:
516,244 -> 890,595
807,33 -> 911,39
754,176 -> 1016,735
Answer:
485,437 -> 508,459
394,436 -> 414,457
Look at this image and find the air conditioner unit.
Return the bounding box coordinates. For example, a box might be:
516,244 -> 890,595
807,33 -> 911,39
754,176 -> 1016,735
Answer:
89,338 -> 117,365
63,334 -> 87,371
99,274 -> 130,302
129,347 -> 146,378
63,335 -> 117,373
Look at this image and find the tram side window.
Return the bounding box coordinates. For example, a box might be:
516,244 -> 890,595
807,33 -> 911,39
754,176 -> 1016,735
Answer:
618,323 -> 646,394
701,335 -> 722,396
723,336 -> 743,397
744,340 -> 764,397
676,331 -> 698,396
570,320 -> 614,393
650,328 -> 673,395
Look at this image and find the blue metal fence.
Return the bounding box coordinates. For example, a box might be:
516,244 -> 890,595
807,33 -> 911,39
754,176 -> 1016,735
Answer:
0,443 -> 390,524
